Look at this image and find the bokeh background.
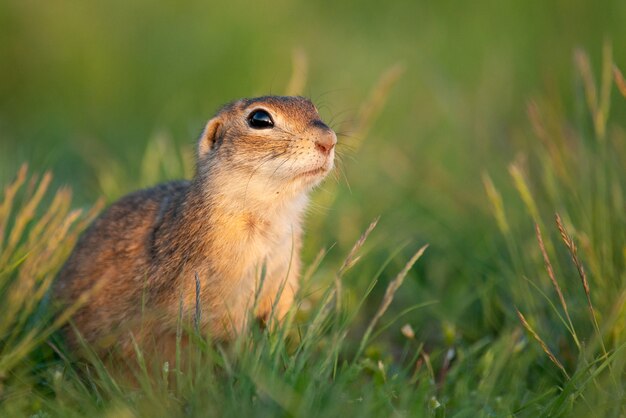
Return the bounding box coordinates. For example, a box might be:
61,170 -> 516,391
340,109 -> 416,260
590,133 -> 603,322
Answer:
1,1 -> 626,410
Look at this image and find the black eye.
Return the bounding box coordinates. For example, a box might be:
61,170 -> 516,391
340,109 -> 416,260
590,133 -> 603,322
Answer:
248,109 -> 274,129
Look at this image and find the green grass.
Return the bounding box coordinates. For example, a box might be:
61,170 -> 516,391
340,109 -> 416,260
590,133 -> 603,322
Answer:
1,1 -> 626,416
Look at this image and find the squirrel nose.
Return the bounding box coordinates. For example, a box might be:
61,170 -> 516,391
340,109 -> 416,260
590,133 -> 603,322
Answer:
314,131 -> 337,156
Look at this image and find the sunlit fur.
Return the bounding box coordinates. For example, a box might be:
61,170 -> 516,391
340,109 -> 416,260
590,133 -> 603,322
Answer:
54,96 -> 336,359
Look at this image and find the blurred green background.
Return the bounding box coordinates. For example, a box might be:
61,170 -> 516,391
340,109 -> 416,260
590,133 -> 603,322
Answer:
1,0 -> 625,358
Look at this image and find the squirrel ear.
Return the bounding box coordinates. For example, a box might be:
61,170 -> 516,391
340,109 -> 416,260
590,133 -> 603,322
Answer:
198,117 -> 224,157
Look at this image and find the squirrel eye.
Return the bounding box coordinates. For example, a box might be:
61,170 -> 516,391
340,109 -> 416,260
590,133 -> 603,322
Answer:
247,109 -> 274,129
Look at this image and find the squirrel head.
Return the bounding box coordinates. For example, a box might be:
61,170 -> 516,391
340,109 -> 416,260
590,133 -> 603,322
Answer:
196,96 -> 337,200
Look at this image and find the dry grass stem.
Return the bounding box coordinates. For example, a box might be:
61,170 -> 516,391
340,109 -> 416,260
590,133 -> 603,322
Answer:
574,48 -> 598,117
613,64 -> 626,99
301,248 -> 327,287
509,161 -> 540,222
599,40 -> 613,121
338,218 -> 379,276
357,244 -> 428,356
0,164 -> 29,253
334,217 -> 379,312
2,171 -> 52,265
516,309 -> 569,379
0,166 -> 106,375
574,44 -> 613,140
526,102 -> 570,184
555,214 -> 589,297
349,63 -> 405,147
482,172 -> 509,235
534,223 -> 578,347
555,213 -> 606,356
285,48 -> 308,96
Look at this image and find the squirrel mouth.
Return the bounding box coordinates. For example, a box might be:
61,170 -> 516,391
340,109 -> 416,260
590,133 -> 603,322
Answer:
294,166 -> 328,180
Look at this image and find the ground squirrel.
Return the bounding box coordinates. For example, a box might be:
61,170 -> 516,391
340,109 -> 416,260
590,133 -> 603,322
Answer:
54,96 -> 336,359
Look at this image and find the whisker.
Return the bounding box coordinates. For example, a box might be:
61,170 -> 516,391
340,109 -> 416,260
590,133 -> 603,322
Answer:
267,155 -> 292,185
284,156 -> 301,180
312,88 -> 352,103
244,151 -> 288,204
339,166 -> 352,192
328,112 -> 357,130
336,144 -> 357,155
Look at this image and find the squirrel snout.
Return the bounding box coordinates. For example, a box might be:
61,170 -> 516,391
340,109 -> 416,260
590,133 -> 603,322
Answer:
314,131 -> 337,156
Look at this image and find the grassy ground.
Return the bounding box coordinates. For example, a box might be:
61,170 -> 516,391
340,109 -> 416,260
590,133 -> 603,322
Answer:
1,1 -> 626,416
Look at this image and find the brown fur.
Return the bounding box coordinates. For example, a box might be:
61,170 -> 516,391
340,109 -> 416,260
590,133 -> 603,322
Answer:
54,96 -> 336,359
